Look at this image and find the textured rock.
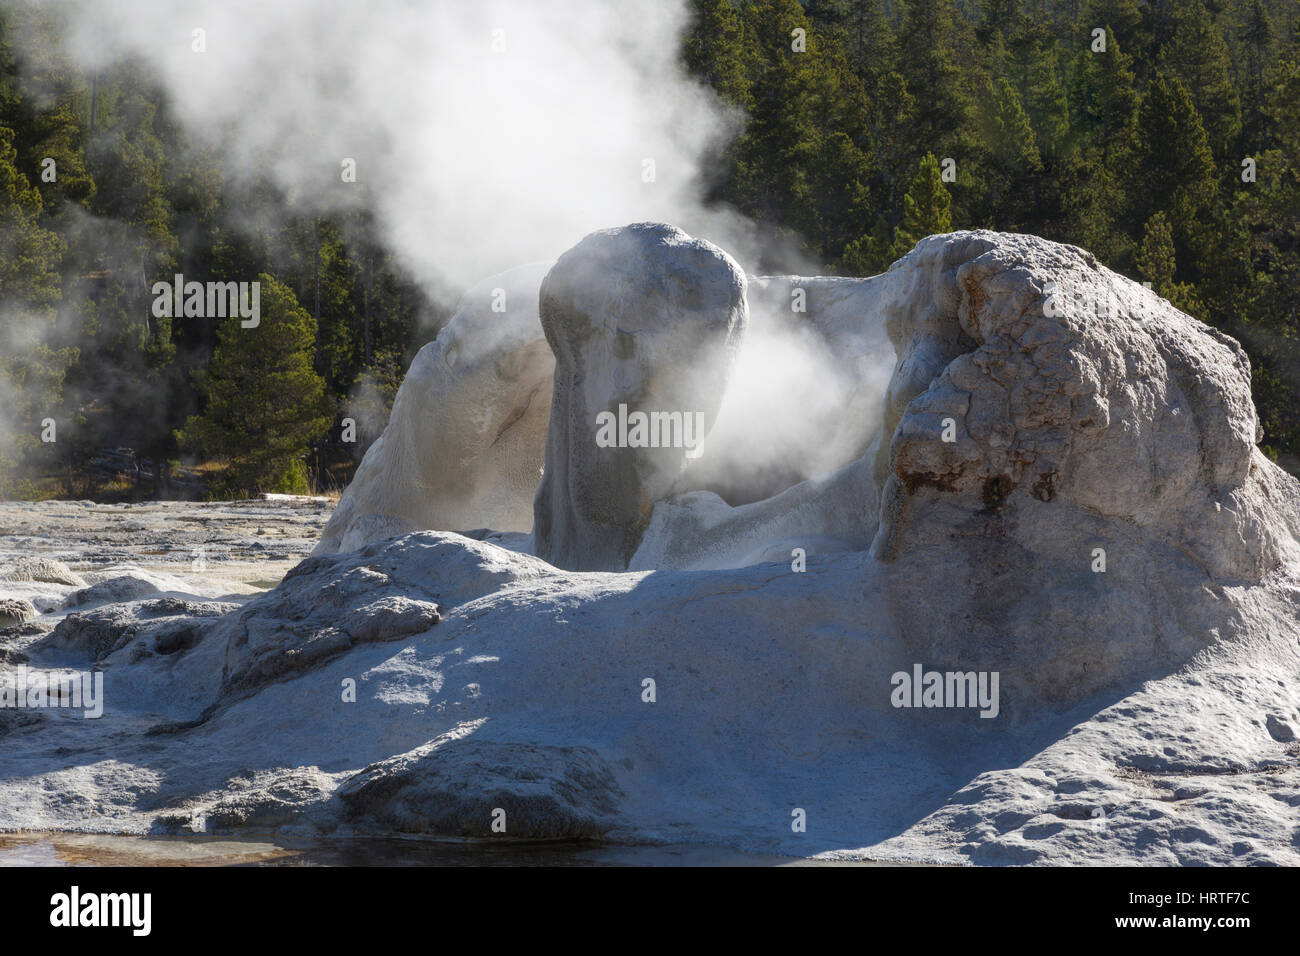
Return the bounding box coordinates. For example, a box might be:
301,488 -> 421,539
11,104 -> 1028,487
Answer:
64,573 -> 163,609
153,767 -> 337,834
533,223 -> 748,570
1,230 -> 1298,867
0,557 -> 86,588
314,261 -> 556,554
337,731 -> 623,838
0,598 -> 36,628
629,455 -> 878,571
867,232 -> 1300,705
42,599 -> 239,662
311,256 -> 897,559
871,232 -> 1288,573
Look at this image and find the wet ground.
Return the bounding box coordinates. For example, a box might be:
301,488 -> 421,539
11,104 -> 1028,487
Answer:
0,832 -> 878,866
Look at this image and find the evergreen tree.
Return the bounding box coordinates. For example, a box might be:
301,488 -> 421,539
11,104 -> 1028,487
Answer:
0,123 -> 72,493
1228,49 -> 1300,467
896,0 -> 969,156
840,212 -> 894,275
177,274 -> 331,495
891,152 -> 952,258
864,69 -> 916,223
87,66 -> 177,272
1236,0 -> 1276,146
682,0 -> 751,106
26,102 -> 95,207
1024,46 -> 1071,161
978,76 -> 1042,170
1082,0 -> 1152,74
1071,26 -> 1139,150
1160,0 -> 1242,163
976,76 -> 1042,229
0,125 -> 62,308
845,0 -> 897,88
1137,211 -> 1201,314
1127,73 -> 1219,274
1062,26 -> 1139,263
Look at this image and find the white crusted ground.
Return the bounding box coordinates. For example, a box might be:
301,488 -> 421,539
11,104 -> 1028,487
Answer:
0,529 -> 1296,864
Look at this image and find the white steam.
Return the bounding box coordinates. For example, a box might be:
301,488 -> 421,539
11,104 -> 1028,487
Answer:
7,0 -> 897,506
44,0 -> 757,294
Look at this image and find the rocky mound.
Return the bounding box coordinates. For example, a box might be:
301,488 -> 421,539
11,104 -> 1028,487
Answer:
0,229 -> 1296,865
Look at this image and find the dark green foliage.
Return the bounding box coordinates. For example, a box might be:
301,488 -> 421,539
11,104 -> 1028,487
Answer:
891,152 -> 953,257
0,2 -> 424,497
176,275 -> 332,495
1,0 -> 1299,489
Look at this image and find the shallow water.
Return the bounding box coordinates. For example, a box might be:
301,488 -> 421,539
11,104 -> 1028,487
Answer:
0,832 -> 882,866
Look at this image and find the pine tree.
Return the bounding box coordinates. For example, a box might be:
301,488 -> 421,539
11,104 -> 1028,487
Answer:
896,0 -> 969,156
0,125 -> 62,308
730,0 -> 821,235
978,76 -> 1041,170
1127,73 -> 1218,273
1236,0 -> 1276,146
1015,28 -> 1072,162
1228,49 -> 1300,466
845,0 -> 897,88
87,66 -> 177,273
177,274 -> 331,495
891,152 -> 952,258
1160,0 -> 1242,163
977,0 -> 1022,46
1137,211 -> 1201,314
27,102 -> 95,207
1082,0 -> 1152,75
806,129 -> 874,259
865,69 -> 916,223
1062,26 -> 1140,263
840,212 -> 894,275
1071,26 -> 1139,150
0,123 -> 72,493
682,0 -> 751,107
976,76 -> 1042,229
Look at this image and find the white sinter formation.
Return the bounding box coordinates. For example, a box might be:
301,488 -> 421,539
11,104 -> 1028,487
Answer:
3,227 -> 1298,865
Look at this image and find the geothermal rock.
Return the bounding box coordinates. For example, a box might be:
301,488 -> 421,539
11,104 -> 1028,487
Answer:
868,232 -> 1300,704
336,735 -> 623,839
629,257 -> 993,571
41,598 -> 238,662
0,557 -> 86,588
64,572 -> 165,609
312,257 -> 897,557
5,231 -> 1297,867
314,261 -> 556,554
629,455 -> 879,571
532,223 -> 748,571
0,598 -> 36,628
